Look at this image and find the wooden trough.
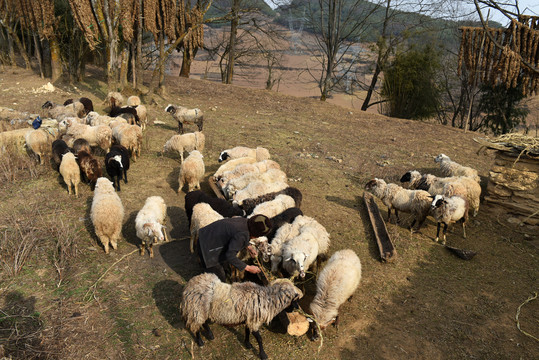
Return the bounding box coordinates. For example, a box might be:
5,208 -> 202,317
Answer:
208,176 -> 227,200
363,192 -> 397,262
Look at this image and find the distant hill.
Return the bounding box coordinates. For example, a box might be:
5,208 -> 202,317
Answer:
205,0 -> 276,27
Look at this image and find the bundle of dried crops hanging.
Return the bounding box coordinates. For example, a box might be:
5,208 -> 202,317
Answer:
69,0 -> 100,50
458,17 -> 539,96
120,0 -> 137,42
144,0 -> 159,41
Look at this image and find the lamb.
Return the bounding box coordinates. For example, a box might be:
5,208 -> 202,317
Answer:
181,273 -> 303,360
59,152 -> 80,196
111,123 -> 142,161
309,249 -> 362,337
105,145 -> 130,191
184,190 -> 244,228
60,118 -> 112,154
247,194 -> 296,219
77,150 -> 102,190
218,146 -> 271,162
135,196 -> 169,258
233,180 -> 289,206
430,195 -> 469,245
189,202 -> 224,253
178,150 -> 205,193
241,187 -> 303,216
25,127 -> 59,164
224,168 -> 287,199
133,104 -> 148,130
165,104 -> 204,134
213,157 -> 257,179
400,170 -> 481,217
365,178 -> 432,231
162,132 -> 205,163
435,153 -> 480,183
42,100 -> 85,119
90,177 -> 124,254
51,139 -> 74,170
63,97 -> 94,114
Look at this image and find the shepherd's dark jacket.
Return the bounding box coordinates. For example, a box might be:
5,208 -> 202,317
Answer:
197,217 -> 250,271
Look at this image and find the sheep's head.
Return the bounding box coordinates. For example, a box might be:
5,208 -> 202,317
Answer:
270,278 -> 303,302
285,252 -> 308,278
430,195 -> 446,210
165,104 -> 176,114
250,236 -> 270,262
434,153 -> 450,163
94,177 -> 115,193
42,101 -> 53,109
85,111 -> 99,123
143,223 -> 165,243
218,151 -> 230,163
111,155 -> 123,168
365,178 -> 385,193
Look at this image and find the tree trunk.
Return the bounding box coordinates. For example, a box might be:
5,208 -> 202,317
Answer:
107,36 -> 119,90
157,31 -> 166,95
7,24 -> 31,69
180,47 -> 197,78
225,0 -> 239,84
6,27 -> 16,66
49,37 -> 62,81
135,0 -> 143,89
33,34 -> 44,78
119,46 -> 129,88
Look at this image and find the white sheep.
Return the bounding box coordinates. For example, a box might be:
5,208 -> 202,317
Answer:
365,178 -> 432,231
218,159 -> 281,188
103,91 -> 124,110
59,152 -> 80,196
430,194 -> 469,245
402,171 -> 481,217
134,104 -> 148,130
218,146 -> 271,162
60,118 -> 112,154
189,202 -> 224,253
111,123 -> 142,161
162,132 -> 205,163
178,150 -> 205,193
126,95 -> 141,107
233,180 -> 289,206
247,194 -> 296,219
42,100 -> 85,119
310,249 -> 362,334
165,104 -> 204,134
213,157 -> 258,179
85,111 -> 117,127
90,177 -> 124,254
135,196 -> 169,258
181,273 -> 303,360
24,127 -> 58,164
435,153 -> 480,183
224,168 -> 287,199
280,219 -> 331,278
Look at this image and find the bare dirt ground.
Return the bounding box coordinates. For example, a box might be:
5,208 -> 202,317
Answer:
0,66 -> 538,360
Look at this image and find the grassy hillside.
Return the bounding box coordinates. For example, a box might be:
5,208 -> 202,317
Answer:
0,67 -> 537,359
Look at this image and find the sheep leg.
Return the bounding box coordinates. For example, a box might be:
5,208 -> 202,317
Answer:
139,243 -> 145,256
252,330 -> 268,360
194,330 -> 204,347
149,243 -> 154,258
442,223 -> 448,245
394,209 -> 400,224
462,222 -> 467,239
202,321 -> 214,340
244,327 -> 253,349
387,207 -> 392,223
123,167 -> 128,183
178,122 -> 183,134
435,223 -> 441,242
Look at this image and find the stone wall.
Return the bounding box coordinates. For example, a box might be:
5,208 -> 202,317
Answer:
485,150 -> 539,225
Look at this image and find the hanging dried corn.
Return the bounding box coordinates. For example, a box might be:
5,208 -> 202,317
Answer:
69,0 -> 101,50
120,0 -> 137,42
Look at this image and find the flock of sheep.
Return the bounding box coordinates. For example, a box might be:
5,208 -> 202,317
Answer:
365,153 -> 482,245
19,90 -> 480,360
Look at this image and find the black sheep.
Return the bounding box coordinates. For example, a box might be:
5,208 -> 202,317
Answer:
267,207 -> 303,242
51,139 -> 74,171
109,106 -> 140,126
105,145 -> 130,191
63,97 -> 94,114
184,190 -> 245,228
